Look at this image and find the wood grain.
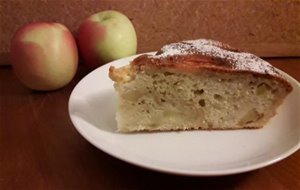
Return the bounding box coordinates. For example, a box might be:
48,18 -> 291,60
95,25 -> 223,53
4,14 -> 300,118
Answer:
0,58 -> 299,189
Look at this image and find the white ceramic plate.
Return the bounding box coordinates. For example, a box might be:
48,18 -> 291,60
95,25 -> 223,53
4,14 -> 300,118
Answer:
68,53 -> 300,176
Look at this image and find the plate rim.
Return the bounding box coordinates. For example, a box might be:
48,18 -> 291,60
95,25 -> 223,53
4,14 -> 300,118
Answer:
68,53 -> 300,176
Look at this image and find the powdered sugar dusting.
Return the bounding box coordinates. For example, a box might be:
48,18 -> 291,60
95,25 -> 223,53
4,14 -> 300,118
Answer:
150,39 -> 279,76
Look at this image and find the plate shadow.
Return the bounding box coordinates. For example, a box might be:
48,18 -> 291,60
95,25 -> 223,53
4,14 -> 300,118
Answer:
71,90 -> 118,133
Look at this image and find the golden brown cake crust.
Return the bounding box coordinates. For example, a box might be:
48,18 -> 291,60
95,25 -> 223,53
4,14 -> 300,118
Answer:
130,39 -> 293,93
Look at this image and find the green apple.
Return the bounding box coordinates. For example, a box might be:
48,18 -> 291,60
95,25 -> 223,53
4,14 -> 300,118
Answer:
77,10 -> 137,68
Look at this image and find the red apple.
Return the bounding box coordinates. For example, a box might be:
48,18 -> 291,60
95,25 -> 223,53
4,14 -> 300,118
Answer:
10,22 -> 78,91
77,10 -> 137,68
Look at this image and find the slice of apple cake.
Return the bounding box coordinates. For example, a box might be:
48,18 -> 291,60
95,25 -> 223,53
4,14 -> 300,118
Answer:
109,39 -> 292,132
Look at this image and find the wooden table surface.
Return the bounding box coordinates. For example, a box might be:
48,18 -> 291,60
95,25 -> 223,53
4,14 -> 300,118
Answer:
1,58 -> 300,189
